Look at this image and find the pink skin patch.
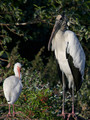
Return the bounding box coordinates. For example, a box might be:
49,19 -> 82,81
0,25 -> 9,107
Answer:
17,66 -> 20,79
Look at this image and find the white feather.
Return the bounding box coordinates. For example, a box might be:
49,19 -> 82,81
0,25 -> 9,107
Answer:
65,30 -> 85,77
3,63 -> 23,104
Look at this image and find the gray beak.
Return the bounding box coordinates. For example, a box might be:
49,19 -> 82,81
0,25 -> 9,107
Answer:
48,20 -> 60,51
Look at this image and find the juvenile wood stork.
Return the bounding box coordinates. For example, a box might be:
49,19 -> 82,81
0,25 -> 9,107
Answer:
48,15 -> 85,119
3,62 -> 23,117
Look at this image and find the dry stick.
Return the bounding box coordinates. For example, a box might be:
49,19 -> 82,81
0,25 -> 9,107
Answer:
0,35 -> 8,38
0,111 -> 31,120
0,21 -> 37,26
5,25 -> 24,37
16,111 -> 31,120
0,115 -> 20,120
0,90 -> 3,92
2,20 -> 52,37
83,45 -> 90,54
0,104 -> 21,107
0,104 -> 8,107
0,20 -> 43,37
0,19 -> 53,26
0,58 -> 8,62
0,94 -> 3,96
0,115 -> 7,119
0,112 -> 8,120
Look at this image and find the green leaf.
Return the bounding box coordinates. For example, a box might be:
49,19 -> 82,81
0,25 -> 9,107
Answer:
0,51 -> 4,56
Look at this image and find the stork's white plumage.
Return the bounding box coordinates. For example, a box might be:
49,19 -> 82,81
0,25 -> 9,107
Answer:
48,15 -> 85,119
3,62 -> 23,116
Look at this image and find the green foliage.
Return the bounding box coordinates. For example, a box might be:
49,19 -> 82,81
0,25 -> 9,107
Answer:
42,54 -> 60,87
0,48 -> 90,119
31,47 -> 45,72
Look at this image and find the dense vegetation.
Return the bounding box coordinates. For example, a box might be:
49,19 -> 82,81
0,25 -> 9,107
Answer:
0,0 -> 90,119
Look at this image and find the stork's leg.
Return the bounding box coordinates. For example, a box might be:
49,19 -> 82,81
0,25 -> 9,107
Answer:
62,84 -> 65,117
67,87 -> 77,120
72,87 -> 75,114
13,104 -> 15,117
60,72 -> 66,118
7,104 -> 11,116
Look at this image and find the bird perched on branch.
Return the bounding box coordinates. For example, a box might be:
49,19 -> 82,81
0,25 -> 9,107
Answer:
48,14 -> 85,120
3,62 -> 23,117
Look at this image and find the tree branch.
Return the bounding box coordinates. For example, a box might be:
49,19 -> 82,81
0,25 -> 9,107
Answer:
0,58 -> 8,62
0,110 -> 31,120
0,19 -> 53,26
5,25 -> 24,37
83,45 -> 90,54
0,19 -> 53,37
0,35 -> 8,38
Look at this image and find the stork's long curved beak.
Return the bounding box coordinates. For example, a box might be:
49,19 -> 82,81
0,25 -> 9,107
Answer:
17,66 -> 20,80
48,15 -> 62,51
48,24 -> 56,51
48,20 -> 60,51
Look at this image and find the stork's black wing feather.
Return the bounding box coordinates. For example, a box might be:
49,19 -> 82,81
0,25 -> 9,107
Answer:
66,52 -> 82,91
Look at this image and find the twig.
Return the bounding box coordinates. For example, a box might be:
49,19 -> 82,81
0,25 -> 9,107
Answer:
0,104 -> 21,107
0,11 -> 13,15
83,45 -> 90,54
0,90 -> 3,92
0,111 -> 31,120
0,94 -> 3,96
0,58 -> 8,62
0,35 -> 8,38
6,25 -> 24,37
0,19 -> 52,37
16,111 -> 31,120
0,114 -> 7,119
0,104 -> 8,107
0,19 -> 53,27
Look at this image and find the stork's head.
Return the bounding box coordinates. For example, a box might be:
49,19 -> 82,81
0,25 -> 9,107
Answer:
48,14 -> 67,51
14,62 -> 22,79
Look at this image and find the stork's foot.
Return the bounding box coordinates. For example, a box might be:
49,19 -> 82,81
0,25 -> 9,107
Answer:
60,113 -> 66,119
7,112 -> 11,117
57,112 -> 66,119
67,112 -> 77,120
13,111 -> 16,117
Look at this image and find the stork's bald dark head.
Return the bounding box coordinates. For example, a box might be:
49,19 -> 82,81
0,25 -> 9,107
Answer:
55,15 -> 67,29
56,15 -> 62,20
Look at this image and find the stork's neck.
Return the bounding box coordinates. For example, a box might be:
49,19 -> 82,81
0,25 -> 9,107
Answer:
60,19 -> 67,32
60,25 -> 66,32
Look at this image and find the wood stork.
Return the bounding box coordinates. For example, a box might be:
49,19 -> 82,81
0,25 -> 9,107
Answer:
3,62 -> 23,117
48,15 -> 85,119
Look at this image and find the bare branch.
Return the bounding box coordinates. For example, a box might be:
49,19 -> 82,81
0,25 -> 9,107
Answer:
16,111 -> 31,120
0,110 -> 31,120
83,45 -> 90,54
0,19 -> 52,36
5,25 -> 24,37
0,58 -> 8,62
0,114 -> 7,120
0,19 -> 53,27
0,21 -> 38,26
0,35 -> 8,38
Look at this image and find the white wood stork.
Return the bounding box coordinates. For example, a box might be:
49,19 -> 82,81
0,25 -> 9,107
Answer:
48,15 -> 85,119
3,62 -> 23,117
